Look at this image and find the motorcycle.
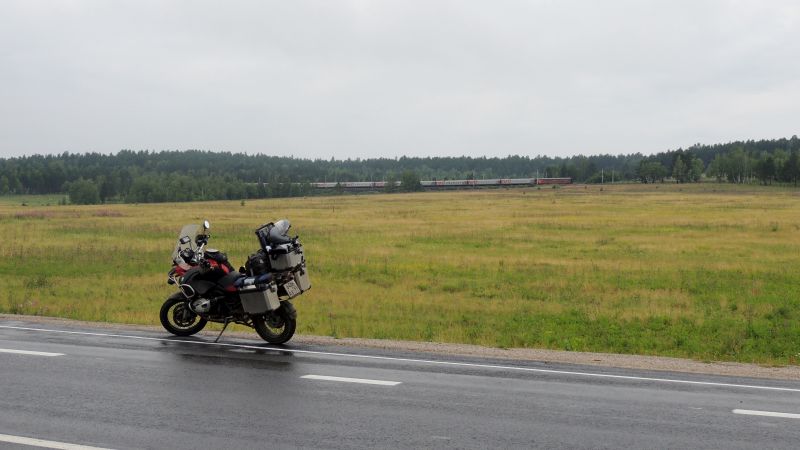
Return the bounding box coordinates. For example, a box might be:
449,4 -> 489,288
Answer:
159,219 -> 311,344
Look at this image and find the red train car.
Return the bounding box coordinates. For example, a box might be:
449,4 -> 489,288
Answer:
536,177 -> 572,185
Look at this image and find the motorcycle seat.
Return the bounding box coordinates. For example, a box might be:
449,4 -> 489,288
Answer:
217,271 -> 245,292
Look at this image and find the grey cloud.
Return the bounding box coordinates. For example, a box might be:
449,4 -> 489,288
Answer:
1,0 -> 798,159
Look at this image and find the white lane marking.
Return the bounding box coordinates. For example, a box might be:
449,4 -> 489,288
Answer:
733,409 -> 800,419
0,324 -> 798,393
301,374 -> 401,386
0,432 -> 113,449
0,348 -> 64,357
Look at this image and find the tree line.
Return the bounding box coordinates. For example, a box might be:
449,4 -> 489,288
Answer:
1,136 -> 798,204
636,136 -> 800,185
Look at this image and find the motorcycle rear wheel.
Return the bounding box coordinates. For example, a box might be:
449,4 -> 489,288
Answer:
160,293 -> 208,336
253,301 -> 296,344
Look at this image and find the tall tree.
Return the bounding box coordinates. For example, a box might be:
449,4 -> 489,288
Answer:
706,154 -> 725,182
689,157 -> 704,182
399,171 -> 422,192
755,154 -> 776,185
781,149 -> 800,185
637,160 -> 667,183
384,173 -> 398,193
672,157 -> 686,183
67,179 -> 101,205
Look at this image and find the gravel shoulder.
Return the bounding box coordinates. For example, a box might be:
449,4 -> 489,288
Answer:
2,313 -> 799,381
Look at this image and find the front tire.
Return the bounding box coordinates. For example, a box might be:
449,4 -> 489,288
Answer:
160,293 -> 207,336
253,301 -> 296,344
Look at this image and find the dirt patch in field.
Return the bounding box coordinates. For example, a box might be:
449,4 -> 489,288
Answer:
2,314 -> 799,381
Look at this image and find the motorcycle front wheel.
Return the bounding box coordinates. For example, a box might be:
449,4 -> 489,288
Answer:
159,293 -> 208,336
253,301 -> 296,344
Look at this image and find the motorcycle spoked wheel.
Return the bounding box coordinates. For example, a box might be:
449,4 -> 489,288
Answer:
253,301 -> 297,344
159,293 -> 208,336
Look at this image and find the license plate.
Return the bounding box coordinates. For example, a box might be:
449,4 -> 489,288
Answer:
283,280 -> 301,298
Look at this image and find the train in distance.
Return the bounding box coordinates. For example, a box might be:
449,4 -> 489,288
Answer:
310,178 -> 572,189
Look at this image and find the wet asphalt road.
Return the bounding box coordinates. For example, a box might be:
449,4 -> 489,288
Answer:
1,319 -> 800,449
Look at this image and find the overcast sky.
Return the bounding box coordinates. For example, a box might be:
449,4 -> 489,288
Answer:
1,1 -> 798,159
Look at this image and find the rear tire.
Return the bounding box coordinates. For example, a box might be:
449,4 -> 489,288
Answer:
160,293 -> 208,336
253,301 -> 296,344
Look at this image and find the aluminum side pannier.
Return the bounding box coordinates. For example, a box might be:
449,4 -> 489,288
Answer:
267,243 -> 305,271
238,282 -> 280,314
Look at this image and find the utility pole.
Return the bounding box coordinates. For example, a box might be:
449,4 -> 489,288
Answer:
601,168 -> 604,184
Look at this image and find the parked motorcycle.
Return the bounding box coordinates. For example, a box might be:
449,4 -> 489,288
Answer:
160,219 -> 310,344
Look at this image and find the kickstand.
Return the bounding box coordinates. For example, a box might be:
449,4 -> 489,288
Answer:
214,318 -> 231,343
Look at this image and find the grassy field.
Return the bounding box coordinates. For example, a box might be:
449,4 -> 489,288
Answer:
2,183 -> 800,365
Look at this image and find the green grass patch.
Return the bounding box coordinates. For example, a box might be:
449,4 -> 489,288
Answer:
3,183 -> 800,365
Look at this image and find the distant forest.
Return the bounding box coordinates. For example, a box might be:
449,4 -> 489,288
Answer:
1,136 -> 798,204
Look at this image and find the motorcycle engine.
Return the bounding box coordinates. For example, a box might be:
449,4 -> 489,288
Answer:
190,298 -> 211,313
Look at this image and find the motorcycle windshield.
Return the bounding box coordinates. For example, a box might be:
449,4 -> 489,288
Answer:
172,224 -> 201,262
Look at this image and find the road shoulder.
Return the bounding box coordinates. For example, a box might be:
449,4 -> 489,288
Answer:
1,313 -> 798,381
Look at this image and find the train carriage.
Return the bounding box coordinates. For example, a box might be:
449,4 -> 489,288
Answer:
311,177 -> 569,190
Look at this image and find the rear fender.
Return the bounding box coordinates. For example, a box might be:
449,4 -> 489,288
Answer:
279,301 -> 297,319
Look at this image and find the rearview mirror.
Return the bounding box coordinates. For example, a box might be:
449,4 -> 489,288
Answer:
203,220 -> 211,230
